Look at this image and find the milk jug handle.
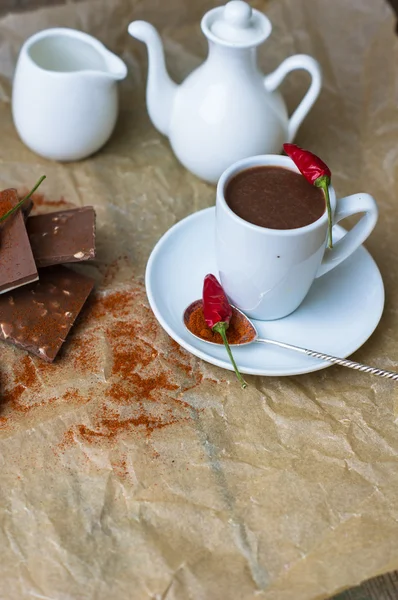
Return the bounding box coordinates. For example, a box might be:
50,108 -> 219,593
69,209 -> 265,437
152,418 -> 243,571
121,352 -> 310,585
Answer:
263,54 -> 322,142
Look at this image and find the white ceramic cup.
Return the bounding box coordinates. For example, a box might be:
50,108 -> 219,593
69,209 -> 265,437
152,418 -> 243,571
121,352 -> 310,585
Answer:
216,155 -> 378,320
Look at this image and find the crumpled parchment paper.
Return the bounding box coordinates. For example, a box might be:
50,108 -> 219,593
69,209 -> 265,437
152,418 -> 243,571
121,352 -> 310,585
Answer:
0,1 -> 397,599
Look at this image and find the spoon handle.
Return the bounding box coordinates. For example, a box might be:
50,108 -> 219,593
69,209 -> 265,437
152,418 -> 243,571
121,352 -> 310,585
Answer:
256,338 -> 398,381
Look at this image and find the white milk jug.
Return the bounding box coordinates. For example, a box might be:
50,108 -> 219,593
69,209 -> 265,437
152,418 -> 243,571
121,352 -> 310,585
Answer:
12,28 -> 127,161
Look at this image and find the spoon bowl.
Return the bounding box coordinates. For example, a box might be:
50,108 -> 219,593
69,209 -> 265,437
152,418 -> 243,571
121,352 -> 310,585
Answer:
183,299 -> 257,346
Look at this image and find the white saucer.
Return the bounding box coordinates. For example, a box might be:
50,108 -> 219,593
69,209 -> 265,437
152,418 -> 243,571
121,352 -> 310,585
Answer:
145,208 -> 384,377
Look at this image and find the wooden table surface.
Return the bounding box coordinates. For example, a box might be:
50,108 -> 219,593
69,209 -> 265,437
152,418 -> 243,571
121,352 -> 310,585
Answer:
2,1 -> 398,599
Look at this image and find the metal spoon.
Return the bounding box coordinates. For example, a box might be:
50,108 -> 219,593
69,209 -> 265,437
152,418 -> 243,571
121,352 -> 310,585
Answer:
183,300 -> 398,381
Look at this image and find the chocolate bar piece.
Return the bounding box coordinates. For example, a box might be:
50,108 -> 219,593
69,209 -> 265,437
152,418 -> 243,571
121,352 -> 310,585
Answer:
0,189 -> 38,294
0,266 -> 94,362
26,207 -> 96,268
22,198 -> 34,220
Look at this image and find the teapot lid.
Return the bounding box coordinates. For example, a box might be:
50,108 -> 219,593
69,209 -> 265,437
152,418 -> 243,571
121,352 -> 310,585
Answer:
202,1 -> 271,47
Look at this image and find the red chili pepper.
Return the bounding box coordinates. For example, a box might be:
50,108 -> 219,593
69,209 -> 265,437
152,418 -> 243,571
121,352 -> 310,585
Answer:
203,273 -> 232,328
203,274 -> 247,389
283,143 -> 333,248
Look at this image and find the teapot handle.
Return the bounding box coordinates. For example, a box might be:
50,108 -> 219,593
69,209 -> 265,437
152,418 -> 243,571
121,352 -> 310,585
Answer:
263,55 -> 322,142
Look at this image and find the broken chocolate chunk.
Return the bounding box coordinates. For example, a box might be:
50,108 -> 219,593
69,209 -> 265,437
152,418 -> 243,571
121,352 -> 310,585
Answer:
22,198 -> 34,220
0,188 -> 38,294
27,206 -> 96,268
0,266 -> 95,362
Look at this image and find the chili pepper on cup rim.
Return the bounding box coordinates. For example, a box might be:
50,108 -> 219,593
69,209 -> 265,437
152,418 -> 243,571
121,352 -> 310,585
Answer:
283,143 -> 333,248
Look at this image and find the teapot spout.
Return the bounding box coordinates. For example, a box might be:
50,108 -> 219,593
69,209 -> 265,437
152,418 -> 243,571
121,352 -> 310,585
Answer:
128,21 -> 177,137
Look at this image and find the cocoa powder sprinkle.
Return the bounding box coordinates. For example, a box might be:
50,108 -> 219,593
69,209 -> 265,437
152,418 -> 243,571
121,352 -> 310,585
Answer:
0,258 -> 218,448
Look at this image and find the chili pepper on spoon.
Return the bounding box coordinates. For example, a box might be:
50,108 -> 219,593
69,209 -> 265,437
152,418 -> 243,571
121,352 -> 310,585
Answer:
202,274 -> 247,389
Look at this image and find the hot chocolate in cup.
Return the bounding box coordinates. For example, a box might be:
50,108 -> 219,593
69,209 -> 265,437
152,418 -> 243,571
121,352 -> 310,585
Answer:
216,155 -> 378,320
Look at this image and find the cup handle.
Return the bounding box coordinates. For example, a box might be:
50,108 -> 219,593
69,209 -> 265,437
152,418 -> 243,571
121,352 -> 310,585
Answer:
315,193 -> 378,278
264,54 -> 322,142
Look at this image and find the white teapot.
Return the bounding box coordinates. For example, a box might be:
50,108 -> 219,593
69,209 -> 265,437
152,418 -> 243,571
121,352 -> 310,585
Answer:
129,1 -> 322,184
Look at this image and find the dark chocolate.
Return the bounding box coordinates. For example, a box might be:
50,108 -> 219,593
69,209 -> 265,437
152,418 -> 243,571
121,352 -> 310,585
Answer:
0,188 -> 38,294
27,207 -> 96,268
22,198 -> 34,221
0,266 -> 95,362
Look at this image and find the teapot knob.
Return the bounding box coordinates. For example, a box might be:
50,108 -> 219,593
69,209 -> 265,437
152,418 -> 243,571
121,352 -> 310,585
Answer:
223,1 -> 252,28
208,0 -> 271,45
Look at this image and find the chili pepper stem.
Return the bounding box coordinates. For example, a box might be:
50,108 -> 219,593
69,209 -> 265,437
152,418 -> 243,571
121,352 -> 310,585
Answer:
0,175 -> 46,224
213,322 -> 247,389
316,177 -> 333,249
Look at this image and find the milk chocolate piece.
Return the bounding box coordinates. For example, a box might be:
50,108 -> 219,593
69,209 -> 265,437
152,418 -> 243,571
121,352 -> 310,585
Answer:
0,189 -> 38,294
0,266 -> 95,362
27,207 -> 96,268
